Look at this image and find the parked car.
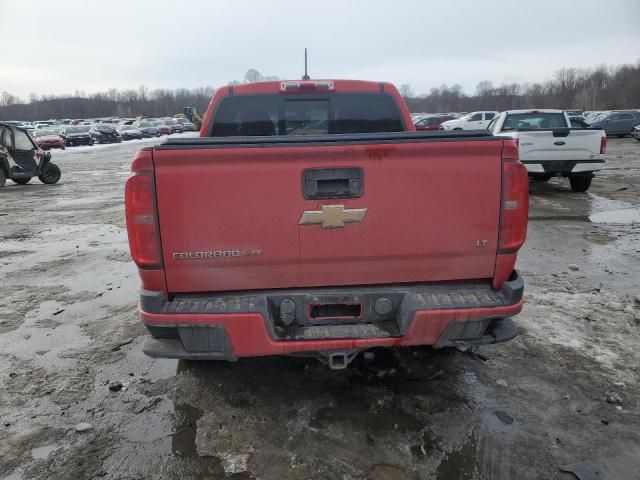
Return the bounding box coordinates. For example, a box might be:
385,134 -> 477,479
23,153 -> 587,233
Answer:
125,79 -> 528,369
60,125 -> 94,146
90,124 -> 122,144
176,118 -> 197,131
132,120 -> 161,138
632,124 -> 640,142
568,116 -> 591,128
414,115 -> 456,131
488,109 -> 606,192
32,128 -> 66,150
152,121 -> 172,135
117,125 -> 144,140
161,118 -> 183,134
589,111 -> 640,137
440,111 -> 498,130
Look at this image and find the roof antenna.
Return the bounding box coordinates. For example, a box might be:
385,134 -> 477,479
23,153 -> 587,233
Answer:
302,48 -> 310,80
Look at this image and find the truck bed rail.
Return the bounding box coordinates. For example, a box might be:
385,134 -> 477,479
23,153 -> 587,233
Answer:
157,130 -> 499,149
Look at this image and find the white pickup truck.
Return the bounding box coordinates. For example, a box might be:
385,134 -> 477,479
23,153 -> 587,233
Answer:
488,109 -> 606,192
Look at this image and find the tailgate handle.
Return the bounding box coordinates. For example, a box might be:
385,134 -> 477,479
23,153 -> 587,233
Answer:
303,168 -> 363,199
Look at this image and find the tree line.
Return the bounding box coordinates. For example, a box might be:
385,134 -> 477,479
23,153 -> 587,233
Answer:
403,59 -> 640,113
0,86 -> 215,121
1,61 -> 639,121
0,69 -> 280,121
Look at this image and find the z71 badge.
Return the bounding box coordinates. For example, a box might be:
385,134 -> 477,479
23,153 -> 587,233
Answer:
172,249 -> 263,260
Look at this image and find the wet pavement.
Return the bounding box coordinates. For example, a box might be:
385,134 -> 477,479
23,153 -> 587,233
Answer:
1,136 -> 639,479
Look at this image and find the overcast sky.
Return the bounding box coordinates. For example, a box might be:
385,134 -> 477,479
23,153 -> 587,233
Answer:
2,0 -> 639,99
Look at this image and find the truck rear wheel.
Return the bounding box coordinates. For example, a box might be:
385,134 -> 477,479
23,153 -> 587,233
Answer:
569,175 -> 592,192
38,163 -> 61,185
0,169 -> 6,187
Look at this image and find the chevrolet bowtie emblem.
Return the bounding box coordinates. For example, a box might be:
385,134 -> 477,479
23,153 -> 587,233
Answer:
299,205 -> 368,229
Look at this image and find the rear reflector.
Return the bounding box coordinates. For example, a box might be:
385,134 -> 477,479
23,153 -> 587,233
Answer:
125,150 -> 162,268
280,80 -> 334,92
498,144 -> 529,254
600,136 -> 607,154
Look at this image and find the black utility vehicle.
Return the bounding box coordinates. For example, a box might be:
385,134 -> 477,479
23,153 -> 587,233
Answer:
0,122 -> 61,186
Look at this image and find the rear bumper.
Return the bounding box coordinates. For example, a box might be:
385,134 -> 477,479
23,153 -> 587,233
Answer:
523,159 -> 604,174
139,272 -> 524,361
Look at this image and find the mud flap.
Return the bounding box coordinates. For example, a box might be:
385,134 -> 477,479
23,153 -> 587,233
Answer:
143,325 -> 237,361
435,317 -> 518,348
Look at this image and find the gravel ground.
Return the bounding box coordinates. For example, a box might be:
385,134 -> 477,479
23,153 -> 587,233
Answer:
1,135 -> 639,480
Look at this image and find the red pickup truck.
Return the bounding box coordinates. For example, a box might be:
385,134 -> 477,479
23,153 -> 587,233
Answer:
125,79 -> 528,369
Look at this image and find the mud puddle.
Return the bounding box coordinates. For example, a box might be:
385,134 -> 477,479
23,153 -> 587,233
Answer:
435,435 -> 476,480
30,444 -> 57,460
590,207 -> 640,224
588,194 -> 640,223
171,404 -> 227,479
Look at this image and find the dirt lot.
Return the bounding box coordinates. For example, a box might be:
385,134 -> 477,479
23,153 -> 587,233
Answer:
1,136 -> 639,480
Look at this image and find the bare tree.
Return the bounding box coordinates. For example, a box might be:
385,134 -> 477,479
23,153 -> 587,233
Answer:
475,80 -> 494,96
138,85 -> 148,102
404,58 -> 640,114
399,84 -> 414,98
244,69 -> 262,83
0,91 -> 20,107
244,69 -> 279,83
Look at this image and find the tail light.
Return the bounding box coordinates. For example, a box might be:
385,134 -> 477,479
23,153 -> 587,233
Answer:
600,135 -> 607,154
498,141 -> 529,254
125,149 -> 163,268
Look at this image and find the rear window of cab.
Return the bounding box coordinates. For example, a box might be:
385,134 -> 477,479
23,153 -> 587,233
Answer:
209,93 -> 405,137
502,112 -> 567,130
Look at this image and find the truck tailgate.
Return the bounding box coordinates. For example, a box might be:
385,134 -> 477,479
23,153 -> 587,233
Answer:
153,136 -> 503,293
515,129 -> 602,161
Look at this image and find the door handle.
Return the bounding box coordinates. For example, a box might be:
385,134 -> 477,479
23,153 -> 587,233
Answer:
302,168 -> 363,199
